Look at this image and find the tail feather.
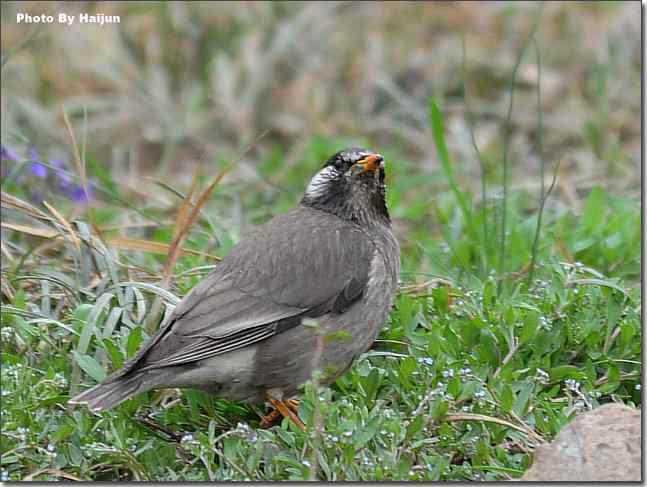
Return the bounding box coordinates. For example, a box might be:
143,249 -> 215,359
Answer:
69,373 -> 148,411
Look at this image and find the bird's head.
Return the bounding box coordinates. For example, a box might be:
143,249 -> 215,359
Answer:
301,148 -> 390,226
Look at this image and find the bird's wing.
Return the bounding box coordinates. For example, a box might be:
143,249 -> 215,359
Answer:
118,207 -> 374,374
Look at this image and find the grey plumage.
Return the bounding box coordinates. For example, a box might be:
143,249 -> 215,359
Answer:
70,148 -> 400,411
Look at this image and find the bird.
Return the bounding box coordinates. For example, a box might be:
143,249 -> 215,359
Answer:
70,148 -> 400,428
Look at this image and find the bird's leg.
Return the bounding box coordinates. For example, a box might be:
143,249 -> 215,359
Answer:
269,397 -> 306,430
259,394 -> 306,430
258,398 -> 302,429
258,409 -> 281,428
285,398 -> 300,414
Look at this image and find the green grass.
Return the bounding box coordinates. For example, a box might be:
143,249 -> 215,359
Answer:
0,130 -> 641,480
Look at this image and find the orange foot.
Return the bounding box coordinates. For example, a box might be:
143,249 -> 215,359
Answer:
259,398 -> 304,430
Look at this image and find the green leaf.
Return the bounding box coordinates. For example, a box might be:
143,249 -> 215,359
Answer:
483,278 -> 496,308
549,365 -> 584,381
72,303 -> 94,328
102,338 -> 124,370
431,396 -> 449,420
619,322 -> 635,352
53,423 -> 75,442
406,415 -> 425,439
72,351 -> 107,382
447,377 -> 461,399
513,381 -> 534,417
461,318 -> 481,347
581,186 -> 606,232
67,443 -> 83,466
126,327 -> 144,358
479,330 -> 499,367
432,285 -> 450,315
500,384 -> 515,413
570,278 -> 627,297
520,311 -> 539,344
400,357 -> 417,377
363,368 -> 381,404
429,99 -> 471,225
354,416 -> 380,446
457,380 -> 480,401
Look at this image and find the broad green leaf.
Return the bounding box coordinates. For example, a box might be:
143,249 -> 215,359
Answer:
520,311 -> 539,344
513,381 -> 534,417
581,186 -> 606,232
550,365 -> 585,381
72,351 -> 107,382
127,326 -> 144,358
500,384 -> 515,412
363,368 -> 381,404
354,416 -> 380,446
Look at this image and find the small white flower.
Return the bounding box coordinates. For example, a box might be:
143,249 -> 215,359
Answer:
635,384 -> 641,391
54,373 -> 68,387
301,460 -> 311,468
565,379 -> 580,392
343,431 -> 352,437
235,422 -> 250,433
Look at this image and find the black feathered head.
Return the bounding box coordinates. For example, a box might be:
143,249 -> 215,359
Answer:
301,148 -> 389,226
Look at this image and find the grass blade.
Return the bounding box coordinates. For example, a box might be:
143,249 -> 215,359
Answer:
429,99 -> 471,225
497,5 -> 543,295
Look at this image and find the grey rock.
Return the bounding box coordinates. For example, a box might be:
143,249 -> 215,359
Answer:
522,403 -> 641,481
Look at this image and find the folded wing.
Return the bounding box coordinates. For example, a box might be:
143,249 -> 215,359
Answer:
116,207 -> 374,376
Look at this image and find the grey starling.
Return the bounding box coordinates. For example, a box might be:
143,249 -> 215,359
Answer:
70,148 -> 400,426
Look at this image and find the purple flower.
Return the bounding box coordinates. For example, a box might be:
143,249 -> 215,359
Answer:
28,148 -> 47,179
50,159 -> 72,189
30,163 -> 48,178
69,184 -> 93,203
1,144 -> 20,162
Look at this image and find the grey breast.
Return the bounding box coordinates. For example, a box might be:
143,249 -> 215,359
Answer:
249,218 -> 400,401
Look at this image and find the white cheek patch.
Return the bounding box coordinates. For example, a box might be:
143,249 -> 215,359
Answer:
305,166 -> 338,197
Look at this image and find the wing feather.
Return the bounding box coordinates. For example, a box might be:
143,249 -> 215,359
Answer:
120,207 -> 374,374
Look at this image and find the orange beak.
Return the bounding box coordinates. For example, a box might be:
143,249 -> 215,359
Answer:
353,154 -> 384,174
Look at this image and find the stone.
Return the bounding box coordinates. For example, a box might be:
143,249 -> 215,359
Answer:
522,403 -> 641,481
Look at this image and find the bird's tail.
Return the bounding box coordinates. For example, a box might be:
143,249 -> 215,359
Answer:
69,372 -> 150,412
